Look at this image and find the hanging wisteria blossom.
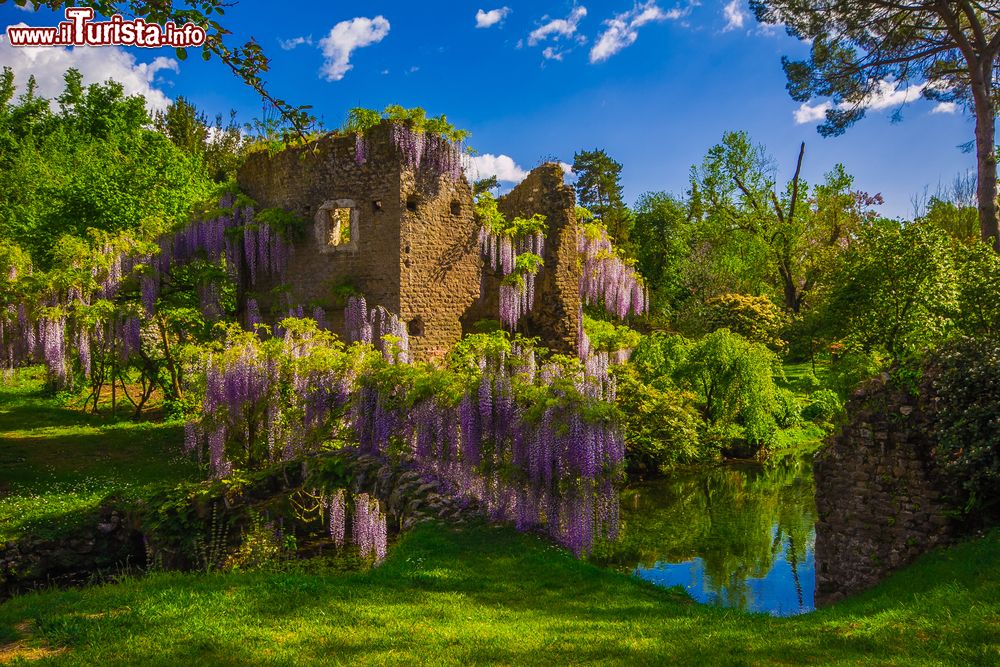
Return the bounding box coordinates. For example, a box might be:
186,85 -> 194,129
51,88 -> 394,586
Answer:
578,224 -> 648,320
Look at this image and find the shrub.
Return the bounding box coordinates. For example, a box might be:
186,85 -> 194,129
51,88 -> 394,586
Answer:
678,329 -> 779,453
615,370 -> 707,472
703,293 -> 788,350
801,389 -> 843,426
629,331 -> 690,385
827,349 -> 883,398
773,388 -> 802,428
926,336 -> 1000,520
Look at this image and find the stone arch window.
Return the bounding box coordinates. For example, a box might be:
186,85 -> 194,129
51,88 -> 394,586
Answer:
406,194 -> 419,212
407,317 -> 424,337
315,199 -> 359,253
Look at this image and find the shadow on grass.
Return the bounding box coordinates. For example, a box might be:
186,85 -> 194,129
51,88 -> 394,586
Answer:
2,523 -> 996,665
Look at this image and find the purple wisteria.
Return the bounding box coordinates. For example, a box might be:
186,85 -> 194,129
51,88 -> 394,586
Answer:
349,344 -> 622,555
344,295 -> 410,363
0,195 -> 294,390
390,124 -> 464,180
479,229 -> 546,330
578,225 -> 648,320
327,489 -> 346,547
352,492 -> 388,562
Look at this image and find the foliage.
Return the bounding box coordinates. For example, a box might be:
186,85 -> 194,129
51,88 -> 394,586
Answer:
800,389 -> 843,427
614,370 -> 707,473
572,149 -> 632,244
926,335 -> 1000,520
678,329 -> 780,453
154,96 -> 248,182
689,131 -> 879,313
0,69 -> 215,269
955,240 -> 1000,337
751,0 -> 1000,246
703,293 -> 788,350
629,331 -> 691,386
825,349 -> 883,399
473,175 -> 499,196
630,192 -> 692,313
343,105 -> 471,143
819,219 -> 958,362
582,315 -> 641,353
474,192 -> 547,237
922,197 -> 980,244
773,388 -> 802,428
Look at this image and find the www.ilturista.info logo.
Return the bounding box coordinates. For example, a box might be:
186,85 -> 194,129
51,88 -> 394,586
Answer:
6,7 -> 206,48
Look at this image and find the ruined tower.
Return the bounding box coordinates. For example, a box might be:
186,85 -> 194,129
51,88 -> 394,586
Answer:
237,123 -> 580,361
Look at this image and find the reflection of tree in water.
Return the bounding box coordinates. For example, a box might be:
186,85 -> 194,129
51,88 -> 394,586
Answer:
593,451 -> 817,609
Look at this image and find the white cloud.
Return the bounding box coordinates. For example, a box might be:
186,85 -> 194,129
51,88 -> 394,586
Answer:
793,80 -> 938,124
722,0 -> 747,32
465,153 -> 528,184
279,36 -> 312,50
318,16 -> 390,82
476,7 -> 511,29
15,2 -> 37,11
861,79 -> 927,110
559,162 -> 574,176
0,23 -> 177,112
528,7 -> 588,46
793,101 -> 831,124
589,2 -> 680,63
932,101 -> 958,114
542,46 -> 565,61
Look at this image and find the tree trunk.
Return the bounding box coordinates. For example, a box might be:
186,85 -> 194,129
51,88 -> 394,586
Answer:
972,78 -> 999,250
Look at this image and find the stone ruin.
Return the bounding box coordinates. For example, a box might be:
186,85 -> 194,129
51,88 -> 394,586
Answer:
237,122 -> 581,360
813,374 -> 959,606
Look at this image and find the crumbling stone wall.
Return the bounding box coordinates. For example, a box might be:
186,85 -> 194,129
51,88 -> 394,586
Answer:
498,163 -> 581,355
237,123 -> 480,361
463,163 -> 581,354
813,375 -> 957,606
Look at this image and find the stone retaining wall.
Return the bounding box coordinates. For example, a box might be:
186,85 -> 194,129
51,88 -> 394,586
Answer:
813,375 -> 957,606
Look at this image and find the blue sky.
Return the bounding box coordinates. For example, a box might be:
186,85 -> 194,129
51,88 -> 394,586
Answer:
0,1 -> 983,218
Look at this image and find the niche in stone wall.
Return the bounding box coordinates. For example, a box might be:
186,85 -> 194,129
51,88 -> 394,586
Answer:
407,317 -> 424,337
315,199 -> 359,253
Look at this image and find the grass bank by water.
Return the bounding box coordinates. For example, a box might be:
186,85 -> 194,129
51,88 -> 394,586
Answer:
1,367 -> 997,665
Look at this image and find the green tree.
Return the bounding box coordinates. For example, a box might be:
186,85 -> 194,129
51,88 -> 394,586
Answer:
820,219 -> 959,362
155,96 -> 247,181
691,131 -> 875,313
752,0 -> 1000,249
631,192 -> 692,312
678,329 -> 780,453
572,149 -> 632,243
0,69 -> 213,268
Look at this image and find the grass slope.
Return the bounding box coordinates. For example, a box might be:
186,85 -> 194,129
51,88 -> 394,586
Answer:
0,369 -> 199,542
0,523 -> 998,666
1,367 -> 997,665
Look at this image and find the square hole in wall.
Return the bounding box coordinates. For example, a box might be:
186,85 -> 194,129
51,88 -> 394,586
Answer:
407,317 -> 424,337
450,200 -> 462,216
326,208 -> 353,246
372,199 -> 382,213
406,194 -> 419,212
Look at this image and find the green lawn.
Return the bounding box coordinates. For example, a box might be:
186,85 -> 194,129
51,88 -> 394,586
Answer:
0,368 -> 200,542
1,367 -> 997,665
0,522 -> 997,665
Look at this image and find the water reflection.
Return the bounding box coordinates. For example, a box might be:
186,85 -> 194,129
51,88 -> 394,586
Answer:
594,451 -> 817,616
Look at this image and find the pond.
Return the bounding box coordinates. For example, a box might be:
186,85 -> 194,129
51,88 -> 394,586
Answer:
593,450 -> 817,616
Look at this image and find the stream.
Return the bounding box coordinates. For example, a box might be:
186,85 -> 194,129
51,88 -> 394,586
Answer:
596,449 -> 817,616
